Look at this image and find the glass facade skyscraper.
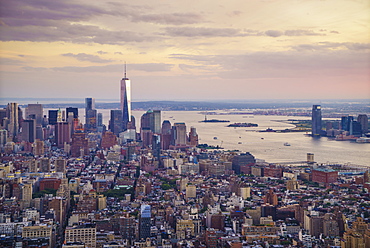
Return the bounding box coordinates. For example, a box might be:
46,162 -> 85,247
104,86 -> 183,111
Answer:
311,105 -> 322,136
139,204 -> 151,240
120,68 -> 131,131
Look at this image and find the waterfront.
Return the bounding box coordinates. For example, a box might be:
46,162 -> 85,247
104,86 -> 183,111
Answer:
42,108 -> 369,167
123,110 -> 370,167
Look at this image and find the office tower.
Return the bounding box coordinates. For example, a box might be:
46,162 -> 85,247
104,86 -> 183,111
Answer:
171,123 -> 187,146
151,110 -> 161,134
66,107 -> 78,119
341,116 -> 353,132
161,120 -> 172,150
140,110 -> 159,132
358,114 -> 368,133
188,127 -> 198,146
109,110 -> 123,135
97,113 -> 103,127
21,119 -> 36,143
161,120 -> 171,134
311,105 -> 322,136
0,129 -> 7,148
6,103 -> 19,141
25,104 -> 42,125
70,132 -> 89,157
55,122 -> 71,148
120,66 -> 131,131
0,108 -> 6,127
152,134 -> 161,162
350,121 -> 362,136
139,204 -> 151,240
48,110 -> 58,125
85,98 -> 97,132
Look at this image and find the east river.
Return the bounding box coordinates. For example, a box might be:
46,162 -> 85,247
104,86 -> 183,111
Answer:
99,110 -> 369,167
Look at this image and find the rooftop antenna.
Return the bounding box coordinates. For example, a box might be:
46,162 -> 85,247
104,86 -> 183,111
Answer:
124,61 -> 127,79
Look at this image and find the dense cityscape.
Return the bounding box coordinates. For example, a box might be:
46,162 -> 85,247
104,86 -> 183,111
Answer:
0,71 -> 369,248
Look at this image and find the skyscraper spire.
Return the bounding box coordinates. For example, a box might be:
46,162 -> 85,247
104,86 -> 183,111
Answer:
124,62 -> 127,79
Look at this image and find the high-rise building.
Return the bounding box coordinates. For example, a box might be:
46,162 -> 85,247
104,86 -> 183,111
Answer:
70,132 -> 89,157
171,123 -> 187,146
311,105 -> 322,136
85,98 -> 97,132
161,120 -> 172,150
341,116 -> 353,132
139,204 -> 151,240
7,103 -> 19,141
48,110 -> 58,125
188,127 -> 198,146
109,110 -> 123,135
120,66 -> 131,131
21,119 -> 36,143
66,107 -> 78,119
26,104 -> 43,126
55,122 -> 71,148
97,113 -> 103,127
357,114 -> 368,133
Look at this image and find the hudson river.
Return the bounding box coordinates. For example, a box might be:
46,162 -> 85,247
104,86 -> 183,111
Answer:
102,110 -> 369,167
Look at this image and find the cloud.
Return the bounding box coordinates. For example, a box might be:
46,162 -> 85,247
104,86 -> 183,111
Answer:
131,13 -> 204,25
265,30 -> 283,37
61,53 -> 113,63
22,63 -> 174,73
170,49 -> 370,79
284,29 -> 325,36
97,51 -> 108,55
0,57 -> 25,65
163,27 -> 254,37
0,23 -> 156,44
292,42 -> 370,51
265,29 -> 326,37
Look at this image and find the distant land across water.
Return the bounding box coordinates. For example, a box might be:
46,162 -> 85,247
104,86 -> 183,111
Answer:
0,98 -> 369,113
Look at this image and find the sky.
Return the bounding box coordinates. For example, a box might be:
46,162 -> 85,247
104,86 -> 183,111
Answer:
0,0 -> 369,102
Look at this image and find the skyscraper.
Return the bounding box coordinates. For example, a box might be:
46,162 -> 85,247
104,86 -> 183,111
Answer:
6,103 -> 19,141
109,110 -> 123,135
357,114 -> 368,134
26,104 -> 43,126
66,107 -> 78,119
139,204 -> 151,240
85,98 -> 97,132
120,65 -> 131,131
48,110 -> 58,125
140,110 -> 161,134
311,105 -> 322,136
341,116 -> 353,132
21,119 -> 36,143
171,123 -> 187,146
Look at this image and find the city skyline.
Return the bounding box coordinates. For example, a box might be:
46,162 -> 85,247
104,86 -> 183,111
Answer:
0,0 -> 369,101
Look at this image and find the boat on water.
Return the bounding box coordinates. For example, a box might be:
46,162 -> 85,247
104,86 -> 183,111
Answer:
238,142 -> 242,144
213,137 -> 218,140
284,142 -> 291,146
